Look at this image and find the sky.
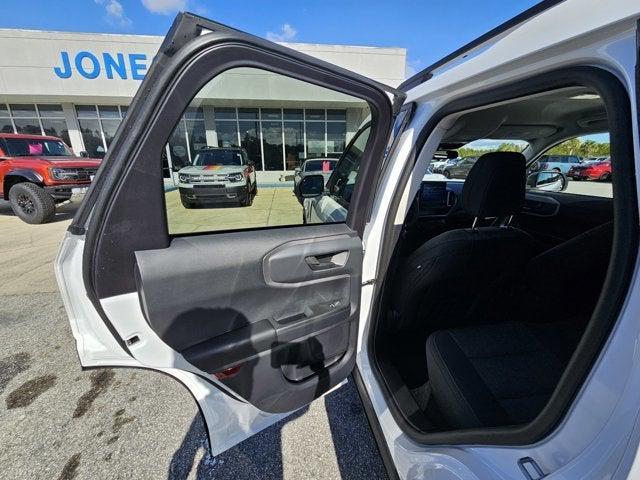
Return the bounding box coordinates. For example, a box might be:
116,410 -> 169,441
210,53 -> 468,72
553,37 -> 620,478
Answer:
0,0 -> 543,77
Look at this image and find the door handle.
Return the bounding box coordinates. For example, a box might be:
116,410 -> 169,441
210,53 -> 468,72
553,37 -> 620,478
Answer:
305,251 -> 348,270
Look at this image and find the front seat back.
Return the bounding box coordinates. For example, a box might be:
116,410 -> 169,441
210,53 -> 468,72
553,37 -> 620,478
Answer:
390,151 -> 533,333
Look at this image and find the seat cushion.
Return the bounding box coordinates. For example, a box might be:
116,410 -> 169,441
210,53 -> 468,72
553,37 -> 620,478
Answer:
426,322 -> 582,429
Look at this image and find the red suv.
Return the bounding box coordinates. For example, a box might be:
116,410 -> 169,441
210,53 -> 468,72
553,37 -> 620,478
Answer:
0,133 -> 101,224
568,159 -> 612,181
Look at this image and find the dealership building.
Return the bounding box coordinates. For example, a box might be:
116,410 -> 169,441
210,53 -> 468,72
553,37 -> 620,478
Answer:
0,29 -> 406,180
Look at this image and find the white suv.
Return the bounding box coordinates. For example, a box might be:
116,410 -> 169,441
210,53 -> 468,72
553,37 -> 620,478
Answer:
177,147 -> 257,207
56,2 -> 640,479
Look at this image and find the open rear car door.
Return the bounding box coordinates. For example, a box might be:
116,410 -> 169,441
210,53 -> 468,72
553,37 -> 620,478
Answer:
55,13 -> 403,455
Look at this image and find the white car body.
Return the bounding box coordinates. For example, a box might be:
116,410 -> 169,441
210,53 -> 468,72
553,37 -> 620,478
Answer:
56,1 -> 640,479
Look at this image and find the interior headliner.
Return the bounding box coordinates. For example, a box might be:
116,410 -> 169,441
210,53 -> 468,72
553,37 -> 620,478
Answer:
441,86 -> 607,151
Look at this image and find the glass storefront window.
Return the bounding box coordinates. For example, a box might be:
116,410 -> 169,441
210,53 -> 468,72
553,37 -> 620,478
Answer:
13,118 -> 41,135
185,107 -> 204,120
0,104 -> 9,117
101,119 -> 120,149
327,109 -> 346,121
216,122 -> 239,148
78,119 -> 105,158
261,108 -> 282,120
305,109 -> 325,121
76,105 -> 98,118
327,122 -> 347,158
98,105 -> 121,118
306,122 -> 325,159
186,119 -> 206,157
41,118 -> 71,147
238,108 -> 258,120
37,104 -> 64,117
239,120 -> 261,169
284,121 -> 304,169
0,119 -> 13,134
262,121 -> 284,170
167,122 -> 189,169
214,107 -> 236,120
9,104 -> 37,117
283,109 -> 303,121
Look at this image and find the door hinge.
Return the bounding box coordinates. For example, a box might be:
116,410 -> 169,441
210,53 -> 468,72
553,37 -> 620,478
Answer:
518,457 -> 546,480
362,279 -> 376,286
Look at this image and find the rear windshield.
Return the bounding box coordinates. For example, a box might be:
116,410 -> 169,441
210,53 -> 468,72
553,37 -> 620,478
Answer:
1,137 -> 71,157
193,149 -> 244,166
304,159 -> 336,172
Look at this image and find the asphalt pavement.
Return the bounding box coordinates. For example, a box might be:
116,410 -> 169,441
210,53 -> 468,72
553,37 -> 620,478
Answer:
0,199 -> 387,480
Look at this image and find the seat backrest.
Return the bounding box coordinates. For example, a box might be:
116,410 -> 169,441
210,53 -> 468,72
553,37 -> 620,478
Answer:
389,151 -> 531,333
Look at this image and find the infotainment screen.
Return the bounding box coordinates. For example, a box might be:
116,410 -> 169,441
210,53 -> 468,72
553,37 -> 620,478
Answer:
419,182 -> 448,214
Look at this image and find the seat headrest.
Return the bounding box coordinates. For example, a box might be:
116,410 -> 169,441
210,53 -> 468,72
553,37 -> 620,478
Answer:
460,151 -> 526,218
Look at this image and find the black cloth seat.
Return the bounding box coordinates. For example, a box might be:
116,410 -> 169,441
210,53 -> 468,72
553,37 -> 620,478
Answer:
426,321 -> 583,429
390,151 -> 532,332
424,221 -> 613,430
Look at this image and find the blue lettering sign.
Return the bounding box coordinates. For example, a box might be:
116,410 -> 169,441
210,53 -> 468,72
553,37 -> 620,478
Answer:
52,51 -> 148,80
103,53 -> 127,80
75,51 -> 101,79
53,51 -> 72,79
129,54 -> 147,80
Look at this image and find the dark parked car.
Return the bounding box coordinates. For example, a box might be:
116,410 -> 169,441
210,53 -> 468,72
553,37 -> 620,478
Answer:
443,156 -> 478,179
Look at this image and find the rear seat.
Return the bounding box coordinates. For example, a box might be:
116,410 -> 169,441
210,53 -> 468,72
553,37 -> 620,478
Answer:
425,221 -> 613,429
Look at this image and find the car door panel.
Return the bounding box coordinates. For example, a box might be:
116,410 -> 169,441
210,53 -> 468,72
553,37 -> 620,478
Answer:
56,11 -> 402,454
520,191 -> 613,250
133,223 -> 362,412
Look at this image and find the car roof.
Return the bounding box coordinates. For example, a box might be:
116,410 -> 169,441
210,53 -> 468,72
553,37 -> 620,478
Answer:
0,133 -> 62,141
404,0 -> 638,102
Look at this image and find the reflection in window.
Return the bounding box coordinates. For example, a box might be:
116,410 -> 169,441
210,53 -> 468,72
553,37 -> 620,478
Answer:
327,122 -> 346,158
41,118 -> 70,146
239,120 -> 261,168
168,122 -> 189,170
216,121 -> 239,148
306,122 -> 325,159
13,119 -> 41,135
78,119 -> 105,158
262,121 -> 284,171
284,121 -> 304,170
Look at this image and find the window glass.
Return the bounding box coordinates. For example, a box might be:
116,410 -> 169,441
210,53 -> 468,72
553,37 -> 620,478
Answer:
238,108 -> 258,120
0,118 -> 13,134
2,137 -> 71,157
306,122 -> 325,159
261,108 -> 282,120
13,118 -> 41,135
327,122 -> 346,158
284,121 -> 304,169
535,134 -> 612,198
41,118 -> 71,146
101,119 -> 121,148
283,109 -> 303,121
216,122 -> 239,148
444,140 -> 526,180
328,125 -> 371,207
163,67 -> 370,235
239,120 -> 261,169
214,107 -> 236,120
9,104 -> 37,117
0,104 -> 9,117
98,106 -> 121,119
120,106 -> 128,117
37,105 -> 64,118
76,105 -> 98,118
262,121 -> 284,170
78,119 -> 105,158
327,109 -> 346,121
305,109 -> 325,121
